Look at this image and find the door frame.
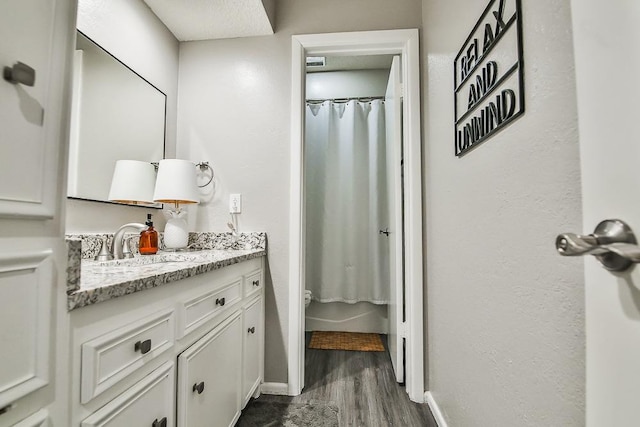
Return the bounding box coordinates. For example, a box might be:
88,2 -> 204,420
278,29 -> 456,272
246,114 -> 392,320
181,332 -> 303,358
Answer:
287,28 -> 425,402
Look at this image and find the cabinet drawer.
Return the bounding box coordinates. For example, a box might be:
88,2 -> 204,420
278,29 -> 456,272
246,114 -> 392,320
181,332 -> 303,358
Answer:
12,409 -> 49,427
243,269 -> 262,298
81,361 -> 175,427
177,279 -> 242,338
81,308 -> 174,404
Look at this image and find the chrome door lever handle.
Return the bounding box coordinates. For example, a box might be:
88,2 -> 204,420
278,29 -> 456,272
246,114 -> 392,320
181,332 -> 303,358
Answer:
556,219 -> 638,271
379,228 -> 390,236
555,233 -> 605,256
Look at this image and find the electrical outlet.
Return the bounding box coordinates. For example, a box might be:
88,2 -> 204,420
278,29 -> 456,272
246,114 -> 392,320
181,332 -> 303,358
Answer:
229,193 -> 242,213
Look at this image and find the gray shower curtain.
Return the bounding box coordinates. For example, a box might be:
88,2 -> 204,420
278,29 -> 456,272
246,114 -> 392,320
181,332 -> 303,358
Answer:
305,99 -> 389,304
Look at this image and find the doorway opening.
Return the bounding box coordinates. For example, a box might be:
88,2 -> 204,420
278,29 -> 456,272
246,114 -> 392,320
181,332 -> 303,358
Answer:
288,29 -> 424,403
304,53 -> 393,331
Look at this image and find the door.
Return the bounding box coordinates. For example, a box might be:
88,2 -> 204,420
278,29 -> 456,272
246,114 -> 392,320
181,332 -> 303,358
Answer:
385,56 -> 404,383
570,1 -> 640,425
0,0 -> 72,425
242,296 -> 263,406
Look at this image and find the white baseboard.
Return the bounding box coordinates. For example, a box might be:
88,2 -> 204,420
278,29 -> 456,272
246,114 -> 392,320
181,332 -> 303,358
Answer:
261,382 -> 289,395
425,391 -> 448,427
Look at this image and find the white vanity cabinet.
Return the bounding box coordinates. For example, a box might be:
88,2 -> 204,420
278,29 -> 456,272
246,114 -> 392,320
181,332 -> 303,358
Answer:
69,257 -> 264,427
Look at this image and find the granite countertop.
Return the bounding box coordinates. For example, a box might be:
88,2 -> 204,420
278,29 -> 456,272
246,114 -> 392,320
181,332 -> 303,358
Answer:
66,232 -> 267,311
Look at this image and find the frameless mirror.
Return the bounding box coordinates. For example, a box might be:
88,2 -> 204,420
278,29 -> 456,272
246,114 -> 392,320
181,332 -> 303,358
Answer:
67,31 -> 166,206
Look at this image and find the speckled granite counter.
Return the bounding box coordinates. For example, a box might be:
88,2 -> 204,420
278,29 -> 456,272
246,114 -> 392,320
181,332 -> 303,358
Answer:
66,232 -> 266,311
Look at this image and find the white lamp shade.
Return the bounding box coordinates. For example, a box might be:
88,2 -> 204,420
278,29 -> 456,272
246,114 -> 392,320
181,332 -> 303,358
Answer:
153,159 -> 199,204
108,160 -> 156,204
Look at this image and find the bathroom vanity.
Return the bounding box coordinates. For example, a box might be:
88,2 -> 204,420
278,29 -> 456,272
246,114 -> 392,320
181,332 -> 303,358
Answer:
66,239 -> 265,427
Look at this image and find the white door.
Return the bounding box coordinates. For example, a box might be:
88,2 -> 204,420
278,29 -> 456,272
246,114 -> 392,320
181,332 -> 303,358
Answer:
570,1 -> 640,425
385,56 -> 404,383
0,0 -> 71,425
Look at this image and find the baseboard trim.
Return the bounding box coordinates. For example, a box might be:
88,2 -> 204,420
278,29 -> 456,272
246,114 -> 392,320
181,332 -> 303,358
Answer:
425,391 -> 448,427
261,382 -> 290,395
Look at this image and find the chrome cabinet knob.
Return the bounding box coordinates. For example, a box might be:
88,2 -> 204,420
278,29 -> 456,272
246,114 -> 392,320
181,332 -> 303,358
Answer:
193,381 -> 205,394
3,61 -> 35,86
134,339 -> 152,354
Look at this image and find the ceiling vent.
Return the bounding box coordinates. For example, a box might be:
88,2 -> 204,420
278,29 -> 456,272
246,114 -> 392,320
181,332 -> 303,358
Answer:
306,56 -> 326,67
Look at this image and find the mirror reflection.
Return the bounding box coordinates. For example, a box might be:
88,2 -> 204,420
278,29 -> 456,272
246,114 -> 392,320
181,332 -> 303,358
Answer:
67,31 -> 166,205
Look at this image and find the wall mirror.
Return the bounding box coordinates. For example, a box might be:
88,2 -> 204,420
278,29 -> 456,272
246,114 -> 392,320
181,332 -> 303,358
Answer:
67,31 -> 166,206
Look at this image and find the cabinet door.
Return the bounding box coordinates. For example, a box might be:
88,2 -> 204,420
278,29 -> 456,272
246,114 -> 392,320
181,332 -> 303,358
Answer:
0,251 -> 52,409
242,296 -> 263,406
0,0 -> 64,218
177,311 -> 242,427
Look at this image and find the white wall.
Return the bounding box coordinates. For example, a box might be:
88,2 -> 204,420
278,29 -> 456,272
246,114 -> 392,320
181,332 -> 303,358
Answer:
176,0 -> 422,383
65,0 -> 179,233
422,0 -> 584,425
306,69 -> 389,100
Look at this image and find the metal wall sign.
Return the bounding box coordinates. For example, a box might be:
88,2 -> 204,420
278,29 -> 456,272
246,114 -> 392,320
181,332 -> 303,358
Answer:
454,0 -> 524,157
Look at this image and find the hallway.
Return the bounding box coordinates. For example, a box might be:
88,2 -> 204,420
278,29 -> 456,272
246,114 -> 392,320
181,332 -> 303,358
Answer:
238,334 -> 437,426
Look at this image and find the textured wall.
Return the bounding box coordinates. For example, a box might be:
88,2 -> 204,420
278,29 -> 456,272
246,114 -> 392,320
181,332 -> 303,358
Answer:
176,0 -> 422,383
306,69 -> 389,100
422,0 -> 585,425
66,0 -> 179,233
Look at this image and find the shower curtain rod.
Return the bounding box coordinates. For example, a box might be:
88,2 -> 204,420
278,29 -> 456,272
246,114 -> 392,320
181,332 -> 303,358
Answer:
306,96 -> 385,104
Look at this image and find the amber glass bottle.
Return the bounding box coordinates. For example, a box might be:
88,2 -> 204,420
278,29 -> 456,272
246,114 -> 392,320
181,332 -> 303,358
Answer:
139,214 -> 158,255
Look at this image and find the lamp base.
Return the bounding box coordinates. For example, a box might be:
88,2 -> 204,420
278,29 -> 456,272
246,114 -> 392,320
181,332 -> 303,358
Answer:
163,217 -> 189,249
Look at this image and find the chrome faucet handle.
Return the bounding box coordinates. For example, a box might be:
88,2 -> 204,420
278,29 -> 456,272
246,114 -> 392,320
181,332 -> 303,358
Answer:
94,237 -> 114,261
122,238 -> 135,259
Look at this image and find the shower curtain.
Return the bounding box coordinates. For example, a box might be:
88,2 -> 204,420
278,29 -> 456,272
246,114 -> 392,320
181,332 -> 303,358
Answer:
305,99 -> 389,304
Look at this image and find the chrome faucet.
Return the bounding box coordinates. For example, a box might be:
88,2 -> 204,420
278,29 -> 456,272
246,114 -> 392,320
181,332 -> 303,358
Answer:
112,223 -> 147,259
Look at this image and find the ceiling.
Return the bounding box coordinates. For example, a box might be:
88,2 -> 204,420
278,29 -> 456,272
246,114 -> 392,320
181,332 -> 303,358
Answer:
139,1 -> 393,73
142,0 -> 275,42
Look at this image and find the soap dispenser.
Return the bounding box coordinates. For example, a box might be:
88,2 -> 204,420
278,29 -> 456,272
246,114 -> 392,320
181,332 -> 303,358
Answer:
139,214 -> 158,255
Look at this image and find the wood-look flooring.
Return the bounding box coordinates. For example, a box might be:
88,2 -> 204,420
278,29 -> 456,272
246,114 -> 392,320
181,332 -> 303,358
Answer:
240,333 -> 437,426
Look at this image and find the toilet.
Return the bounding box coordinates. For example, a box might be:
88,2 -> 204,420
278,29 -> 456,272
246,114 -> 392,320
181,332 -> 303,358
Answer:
304,290 -> 312,308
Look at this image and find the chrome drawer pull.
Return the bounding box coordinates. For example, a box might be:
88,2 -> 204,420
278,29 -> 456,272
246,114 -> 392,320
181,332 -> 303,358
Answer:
248,327 -> 255,334
134,339 -> 152,354
252,279 -> 260,287
215,297 -> 226,306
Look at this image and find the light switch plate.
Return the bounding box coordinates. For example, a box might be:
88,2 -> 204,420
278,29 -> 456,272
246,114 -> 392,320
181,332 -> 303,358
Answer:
230,193 -> 242,213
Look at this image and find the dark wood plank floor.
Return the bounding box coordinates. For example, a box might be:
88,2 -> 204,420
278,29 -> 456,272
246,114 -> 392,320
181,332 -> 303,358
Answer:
240,333 -> 438,426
